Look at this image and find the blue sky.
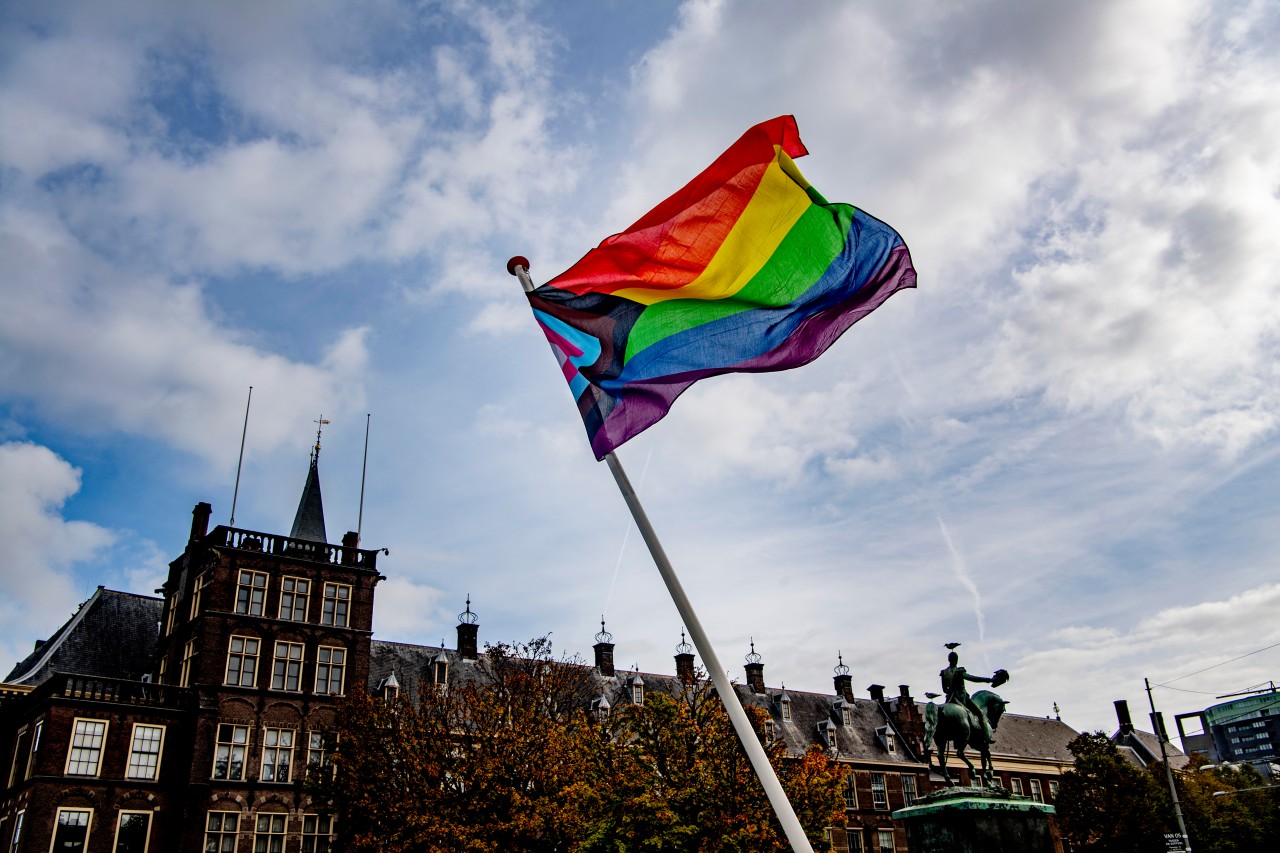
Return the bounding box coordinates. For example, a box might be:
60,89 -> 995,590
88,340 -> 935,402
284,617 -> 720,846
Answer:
2,0 -> 1278,736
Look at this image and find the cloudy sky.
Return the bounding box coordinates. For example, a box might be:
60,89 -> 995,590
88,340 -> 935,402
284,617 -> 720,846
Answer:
2,0 -> 1278,737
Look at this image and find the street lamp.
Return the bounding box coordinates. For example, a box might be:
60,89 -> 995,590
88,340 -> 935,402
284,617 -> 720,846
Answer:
1212,784 -> 1280,797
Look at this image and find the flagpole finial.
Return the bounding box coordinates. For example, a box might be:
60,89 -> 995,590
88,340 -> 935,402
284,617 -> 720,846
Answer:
506,256 -> 530,276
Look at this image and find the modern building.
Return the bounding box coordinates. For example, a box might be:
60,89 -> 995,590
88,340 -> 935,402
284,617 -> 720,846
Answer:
1173,687 -> 1279,774
1,448 -> 1080,853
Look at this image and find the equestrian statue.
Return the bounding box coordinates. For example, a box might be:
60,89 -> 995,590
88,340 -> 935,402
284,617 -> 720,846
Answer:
923,643 -> 1009,788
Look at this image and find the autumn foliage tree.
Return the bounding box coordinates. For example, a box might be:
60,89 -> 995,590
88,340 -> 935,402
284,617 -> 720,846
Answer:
316,638 -> 846,853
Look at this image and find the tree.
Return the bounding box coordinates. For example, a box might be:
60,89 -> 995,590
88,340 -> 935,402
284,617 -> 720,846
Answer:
1171,755 -> 1280,853
1054,732 -> 1172,853
317,640 -> 847,852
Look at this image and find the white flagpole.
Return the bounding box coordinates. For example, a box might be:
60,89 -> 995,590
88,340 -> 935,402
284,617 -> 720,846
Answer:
509,258 -> 815,853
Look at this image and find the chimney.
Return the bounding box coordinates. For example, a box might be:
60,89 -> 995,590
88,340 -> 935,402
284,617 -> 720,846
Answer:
868,684 -> 886,705
899,684 -> 913,702
341,531 -> 359,565
593,619 -> 616,678
744,640 -> 765,694
833,652 -> 854,701
190,502 -> 213,541
674,630 -> 695,685
1114,699 -> 1134,734
456,596 -> 478,661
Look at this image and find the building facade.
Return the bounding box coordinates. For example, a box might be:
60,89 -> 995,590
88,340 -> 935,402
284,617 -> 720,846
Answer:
2,458 -> 1079,852
1173,688 -> 1279,775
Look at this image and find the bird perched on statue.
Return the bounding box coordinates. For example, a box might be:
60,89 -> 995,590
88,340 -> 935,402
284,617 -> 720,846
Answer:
944,642 -> 961,650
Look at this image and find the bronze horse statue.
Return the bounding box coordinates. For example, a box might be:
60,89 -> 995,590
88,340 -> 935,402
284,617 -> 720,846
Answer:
924,689 -> 1008,787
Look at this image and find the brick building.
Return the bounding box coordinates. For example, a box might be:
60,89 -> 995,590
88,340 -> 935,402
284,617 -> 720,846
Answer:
2,452 -> 1079,852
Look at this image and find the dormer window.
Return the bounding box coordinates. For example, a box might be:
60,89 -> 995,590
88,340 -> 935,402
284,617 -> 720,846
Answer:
764,720 -> 775,741
842,706 -> 853,726
630,674 -> 645,705
818,720 -> 838,750
433,653 -> 449,689
876,725 -> 895,753
379,672 -> 400,704
834,699 -> 853,726
591,697 -> 611,721
780,693 -> 792,722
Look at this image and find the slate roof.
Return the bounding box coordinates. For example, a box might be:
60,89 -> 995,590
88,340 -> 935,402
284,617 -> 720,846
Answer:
289,456 -> 328,543
1113,727 -> 1191,770
987,714 -> 1078,762
4,587 -> 162,685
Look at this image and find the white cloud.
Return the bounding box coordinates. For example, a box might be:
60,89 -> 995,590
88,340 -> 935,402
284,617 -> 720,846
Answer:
0,442 -> 114,671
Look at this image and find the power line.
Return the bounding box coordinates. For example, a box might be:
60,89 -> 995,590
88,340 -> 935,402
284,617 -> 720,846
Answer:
1156,641 -> 1280,687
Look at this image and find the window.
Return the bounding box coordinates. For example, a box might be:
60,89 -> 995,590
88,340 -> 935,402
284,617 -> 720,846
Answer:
164,594 -> 178,636
846,829 -> 863,853
315,646 -> 346,695
632,683 -> 644,704
901,773 -> 917,806
24,720 -> 40,780
433,658 -> 448,688
113,811 -> 151,853
261,728 -> 294,783
126,724 -> 165,780
870,772 -> 888,810
7,727 -> 24,787
763,719 -> 775,741
307,732 -> 335,778
204,812 -> 239,853
157,656 -> 167,685
1010,777 -> 1023,796
301,814 -> 334,853
781,697 -> 792,721
1029,779 -> 1043,803
189,572 -> 208,619
842,706 -> 853,726
843,773 -> 858,809
877,829 -> 895,853
225,636 -> 260,687
321,583 -> 350,627
65,718 -> 108,776
271,642 -> 304,691
1048,780 -> 1059,800
9,811 -> 23,853
279,577 -> 310,621
235,570 -> 268,616
180,639 -> 197,687
213,724 -> 250,780
52,808 -> 92,853
254,814 -> 287,853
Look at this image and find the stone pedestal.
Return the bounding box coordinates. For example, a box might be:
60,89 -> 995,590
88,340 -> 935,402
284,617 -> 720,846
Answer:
892,787 -> 1055,853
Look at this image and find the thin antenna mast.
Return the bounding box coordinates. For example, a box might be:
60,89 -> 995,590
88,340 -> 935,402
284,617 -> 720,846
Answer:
230,386 -> 253,526
357,413 -> 371,542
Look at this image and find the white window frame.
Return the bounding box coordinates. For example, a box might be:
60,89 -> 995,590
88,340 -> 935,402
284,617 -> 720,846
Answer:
254,813 -> 288,853
781,698 -> 792,722
189,572 -> 208,620
260,728 -> 295,783
843,772 -> 858,809
846,828 -> 863,853
180,639 -> 197,687
842,706 -> 853,726
10,810 -> 24,853
7,727 -> 25,787
632,683 -> 644,704
64,718 -> 109,777
50,807 -> 93,853
203,812 -> 239,853
315,646 -> 346,695
307,731 -> 335,779
1010,777 -> 1023,796
1029,778 -> 1043,803
235,570 -> 268,616
877,828 -> 895,853
212,724 -> 250,781
1048,779 -> 1059,800
163,594 -> 178,636
112,810 -> 152,853
271,641 -> 304,692
278,577 -> 311,622
125,723 -> 165,781
301,814 -> 334,853
225,636 -> 260,687
870,772 -> 888,810
901,773 -> 917,806
321,583 -> 351,627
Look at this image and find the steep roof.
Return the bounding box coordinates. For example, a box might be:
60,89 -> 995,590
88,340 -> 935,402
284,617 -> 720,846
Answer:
1112,727 -> 1191,770
4,588 -> 162,685
989,714 -> 1078,762
289,455 -> 328,543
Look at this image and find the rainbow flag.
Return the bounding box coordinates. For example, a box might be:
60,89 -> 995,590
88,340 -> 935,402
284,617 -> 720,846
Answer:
527,115 -> 916,459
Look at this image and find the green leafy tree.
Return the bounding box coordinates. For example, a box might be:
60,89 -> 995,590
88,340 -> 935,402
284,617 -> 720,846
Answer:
1171,755 -> 1280,853
1054,732 -> 1172,853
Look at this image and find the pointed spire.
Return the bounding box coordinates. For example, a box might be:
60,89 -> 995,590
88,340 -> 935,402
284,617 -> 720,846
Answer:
290,416 -> 329,543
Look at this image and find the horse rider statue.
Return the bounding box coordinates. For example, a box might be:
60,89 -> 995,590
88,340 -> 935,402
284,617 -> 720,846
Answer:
925,642 -> 1010,787
940,644 -> 1005,745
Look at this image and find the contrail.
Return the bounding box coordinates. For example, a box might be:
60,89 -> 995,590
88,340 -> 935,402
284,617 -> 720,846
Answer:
937,515 -> 987,648
602,441 -> 657,615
